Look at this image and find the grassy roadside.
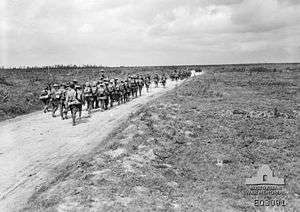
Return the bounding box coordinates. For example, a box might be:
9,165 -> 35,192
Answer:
24,67 -> 298,211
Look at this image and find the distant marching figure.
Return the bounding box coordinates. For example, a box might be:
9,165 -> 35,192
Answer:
58,83 -> 68,120
66,83 -> 82,126
104,81 -> 110,109
50,84 -> 61,117
137,75 -> 144,96
107,80 -> 115,108
39,86 -> 51,113
144,75 -> 151,92
133,76 -> 138,98
97,83 -> 108,110
124,79 -> 131,102
91,81 -> 98,109
154,74 -> 159,88
161,74 -> 167,88
75,85 -> 84,119
83,82 -> 93,116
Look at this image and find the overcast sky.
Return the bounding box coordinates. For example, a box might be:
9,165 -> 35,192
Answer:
0,0 -> 299,67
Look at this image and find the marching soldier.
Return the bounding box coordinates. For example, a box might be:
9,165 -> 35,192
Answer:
75,84 -> 84,119
97,83 -> 108,110
125,79 -> 131,102
65,83 -> 81,126
39,86 -> 51,113
144,75 -> 151,93
107,80 -> 115,108
83,82 -> 93,116
137,75 -> 144,96
50,84 -> 61,117
58,83 -> 68,120
161,74 -> 167,88
104,81 -> 110,109
154,74 -> 159,88
91,81 -> 98,109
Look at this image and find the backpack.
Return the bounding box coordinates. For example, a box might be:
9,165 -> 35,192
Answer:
91,86 -> 97,95
84,86 -> 92,97
98,87 -> 105,96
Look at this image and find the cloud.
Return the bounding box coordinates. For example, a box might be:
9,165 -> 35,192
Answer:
0,0 -> 299,67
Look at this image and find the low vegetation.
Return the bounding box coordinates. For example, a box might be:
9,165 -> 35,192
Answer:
24,64 -> 298,211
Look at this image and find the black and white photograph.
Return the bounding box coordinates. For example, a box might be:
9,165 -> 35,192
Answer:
0,0 -> 299,211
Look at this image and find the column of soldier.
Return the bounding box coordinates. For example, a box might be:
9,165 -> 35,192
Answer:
39,70 -> 191,126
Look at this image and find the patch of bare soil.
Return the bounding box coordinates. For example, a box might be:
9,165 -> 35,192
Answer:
24,68 -> 298,211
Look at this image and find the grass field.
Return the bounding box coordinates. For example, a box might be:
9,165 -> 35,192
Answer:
24,64 -> 299,211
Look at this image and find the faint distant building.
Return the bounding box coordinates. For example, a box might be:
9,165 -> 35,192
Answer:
245,164 -> 285,185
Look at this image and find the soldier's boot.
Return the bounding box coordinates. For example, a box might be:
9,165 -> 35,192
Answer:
52,106 -> 57,117
60,105 -> 64,120
110,97 -> 113,108
71,108 -> 76,126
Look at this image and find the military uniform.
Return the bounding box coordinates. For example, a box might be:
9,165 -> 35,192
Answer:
84,82 -> 93,116
50,84 -> 61,117
154,75 -> 159,88
66,84 -> 82,126
161,75 -> 167,88
97,84 -> 108,110
39,87 -> 50,113
91,81 -> 98,109
58,84 -> 68,119
107,81 -> 115,108
137,77 -> 144,96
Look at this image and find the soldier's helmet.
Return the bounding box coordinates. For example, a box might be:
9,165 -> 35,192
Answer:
100,83 -> 104,87
85,82 -> 90,87
75,85 -> 82,89
53,83 -> 59,88
92,81 -> 97,87
110,79 -> 114,83
100,69 -> 105,72
60,83 -> 66,88
114,78 -> 118,81
73,79 -> 78,83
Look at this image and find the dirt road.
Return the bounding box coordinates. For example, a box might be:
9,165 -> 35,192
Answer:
0,80 -> 183,212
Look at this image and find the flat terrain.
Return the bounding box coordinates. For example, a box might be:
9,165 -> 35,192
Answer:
0,64 -> 298,212
0,80 -> 184,211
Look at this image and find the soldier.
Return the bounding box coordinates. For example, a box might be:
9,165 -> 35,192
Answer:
137,75 -> 144,96
104,81 -> 110,109
39,86 -> 51,113
83,82 -> 93,116
99,69 -> 105,79
107,80 -> 115,108
130,76 -> 136,98
161,74 -> 167,88
75,84 -> 84,119
125,79 -> 131,102
153,74 -> 159,88
91,81 -> 98,109
97,83 -> 108,110
119,80 -> 126,104
114,79 -> 122,105
58,83 -> 68,120
50,84 -> 61,117
144,75 -> 151,93
65,83 -> 81,126
174,70 -> 179,81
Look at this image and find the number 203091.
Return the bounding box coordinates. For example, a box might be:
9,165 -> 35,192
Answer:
254,199 -> 286,207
